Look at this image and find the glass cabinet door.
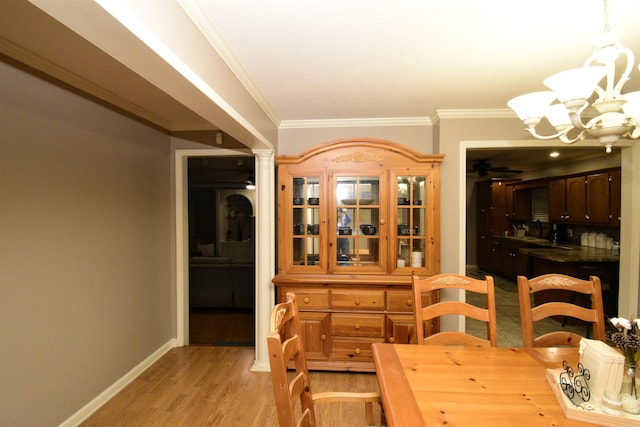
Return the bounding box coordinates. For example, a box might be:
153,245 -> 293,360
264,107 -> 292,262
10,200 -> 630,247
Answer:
333,175 -> 382,270
395,174 -> 427,271
292,176 -> 321,267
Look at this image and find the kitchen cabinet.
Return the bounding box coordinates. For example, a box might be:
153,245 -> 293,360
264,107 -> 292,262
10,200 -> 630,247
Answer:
548,178 -> 566,222
565,176 -> 587,223
505,184 -> 532,222
498,239 -> 530,281
529,258 -> 619,317
549,176 -> 586,223
610,168 -> 621,226
273,139 -> 443,371
547,168 -> 619,225
476,178 -> 520,272
490,238 -> 502,272
585,171 -> 610,223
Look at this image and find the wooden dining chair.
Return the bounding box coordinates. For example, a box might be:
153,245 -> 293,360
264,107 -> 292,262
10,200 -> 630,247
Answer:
517,273 -> 606,347
267,292 -> 384,427
412,273 -> 498,347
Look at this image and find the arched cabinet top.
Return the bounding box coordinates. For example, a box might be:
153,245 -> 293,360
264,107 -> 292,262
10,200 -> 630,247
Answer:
275,138 -> 444,167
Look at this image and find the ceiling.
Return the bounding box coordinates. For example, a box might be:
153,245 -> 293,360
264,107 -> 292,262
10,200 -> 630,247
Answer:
465,146 -> 616,176
192,0 -> 640,122
1,0 -> 637,173
190,0 -> 635,174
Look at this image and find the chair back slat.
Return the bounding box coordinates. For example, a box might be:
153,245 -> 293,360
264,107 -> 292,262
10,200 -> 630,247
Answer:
424,300 -> 490,322
532,302 -> 598,323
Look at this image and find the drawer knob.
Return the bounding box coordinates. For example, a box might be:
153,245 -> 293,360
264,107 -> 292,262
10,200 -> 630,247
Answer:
354,324 -> 361,330
303,297 -> 310,304
354,347 -> 361,355
389,337 -> 396,343
321,334 -> 327,341
354,298 -> 361,305
407,299 -> 413,306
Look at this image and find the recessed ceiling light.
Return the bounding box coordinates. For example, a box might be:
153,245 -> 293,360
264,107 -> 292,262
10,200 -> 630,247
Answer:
549,151 -> 560,158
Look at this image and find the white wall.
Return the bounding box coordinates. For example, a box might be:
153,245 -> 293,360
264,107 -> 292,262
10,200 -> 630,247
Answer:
0,60 -> 173,426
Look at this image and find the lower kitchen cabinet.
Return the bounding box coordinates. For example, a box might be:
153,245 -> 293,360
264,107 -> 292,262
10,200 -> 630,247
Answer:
530,258 -> 619,317
499,239 -> 531,281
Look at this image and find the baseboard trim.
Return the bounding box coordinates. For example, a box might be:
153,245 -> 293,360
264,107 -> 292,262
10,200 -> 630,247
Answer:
250,358 -> 270,372
60,338 -> 178,427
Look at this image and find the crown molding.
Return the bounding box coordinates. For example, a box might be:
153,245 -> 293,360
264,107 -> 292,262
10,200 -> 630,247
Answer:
436,109 -> 515,119
177,0 -> 281,128
279,116 -> 433,129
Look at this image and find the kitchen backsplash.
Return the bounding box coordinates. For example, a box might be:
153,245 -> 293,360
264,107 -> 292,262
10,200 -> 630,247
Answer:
518,221 -> 619,246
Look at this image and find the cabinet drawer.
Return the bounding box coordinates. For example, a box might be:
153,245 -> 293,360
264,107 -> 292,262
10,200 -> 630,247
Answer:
330,290 -> 385,310
331,313 -> 384,337
386,290 -> 415,312
331,337 -> 384,361
286,289 -> 329,310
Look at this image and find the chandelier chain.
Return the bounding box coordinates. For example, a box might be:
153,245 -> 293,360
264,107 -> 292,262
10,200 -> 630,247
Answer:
603,0 -> 610,32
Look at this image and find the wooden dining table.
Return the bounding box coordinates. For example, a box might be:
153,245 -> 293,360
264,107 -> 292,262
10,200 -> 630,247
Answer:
371,343 -> 600,427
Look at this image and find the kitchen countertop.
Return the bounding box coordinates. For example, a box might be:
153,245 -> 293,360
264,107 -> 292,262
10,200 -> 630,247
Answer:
499,235 -> 620,263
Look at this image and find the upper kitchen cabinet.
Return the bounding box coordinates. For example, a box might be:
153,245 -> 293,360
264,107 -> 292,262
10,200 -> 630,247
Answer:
585,171 -> 611,224
610,168 -> 621,226
275,139 -> 443,276
548,178 -> 567,223
505,183 -> 532,222
547,168 -> 620,225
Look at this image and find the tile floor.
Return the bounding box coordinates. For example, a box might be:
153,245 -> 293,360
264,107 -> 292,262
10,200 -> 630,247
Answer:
465,268 -> 586,347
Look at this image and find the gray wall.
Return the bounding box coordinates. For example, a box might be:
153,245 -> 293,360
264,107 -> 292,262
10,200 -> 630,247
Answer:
0,60 -> 173,426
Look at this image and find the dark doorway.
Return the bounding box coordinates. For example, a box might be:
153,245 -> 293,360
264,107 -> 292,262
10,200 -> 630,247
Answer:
187,156 -> 256,346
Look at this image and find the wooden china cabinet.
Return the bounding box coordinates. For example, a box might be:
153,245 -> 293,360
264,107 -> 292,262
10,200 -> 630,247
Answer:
273,138 -> 443,371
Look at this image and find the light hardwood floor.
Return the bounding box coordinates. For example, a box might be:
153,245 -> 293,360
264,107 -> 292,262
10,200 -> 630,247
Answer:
82,272 -> 586,426
80,346 -> 381,427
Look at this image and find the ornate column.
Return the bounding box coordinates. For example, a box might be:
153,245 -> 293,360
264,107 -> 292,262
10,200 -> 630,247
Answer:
251,148 -> 275,372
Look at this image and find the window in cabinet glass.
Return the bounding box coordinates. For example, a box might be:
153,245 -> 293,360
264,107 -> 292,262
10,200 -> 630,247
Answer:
292,176 -> 321,266
396,175 -> 427,269
335,176 -> 380,267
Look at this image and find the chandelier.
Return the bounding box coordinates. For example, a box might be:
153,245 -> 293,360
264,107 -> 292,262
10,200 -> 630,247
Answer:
507,0 -> 640,153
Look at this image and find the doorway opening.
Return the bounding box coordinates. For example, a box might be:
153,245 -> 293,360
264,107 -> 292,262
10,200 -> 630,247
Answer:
187,156 -> 256,346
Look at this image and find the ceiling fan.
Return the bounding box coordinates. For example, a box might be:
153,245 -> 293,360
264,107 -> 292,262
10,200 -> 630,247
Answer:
471,159 -> 523,177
